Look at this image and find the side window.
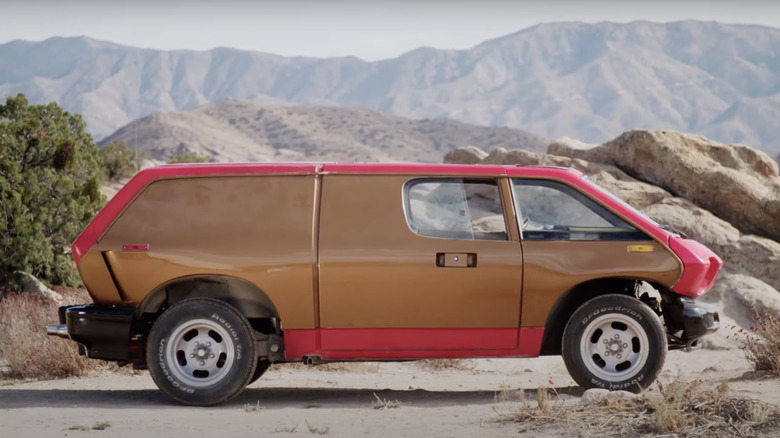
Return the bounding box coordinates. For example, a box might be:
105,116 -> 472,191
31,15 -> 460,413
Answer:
406,179 -> 508,241
512,179 -> 650,241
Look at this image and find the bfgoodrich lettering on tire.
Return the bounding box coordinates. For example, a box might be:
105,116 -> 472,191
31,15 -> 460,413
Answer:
562,294 -> 666,393
146,298 -> 258,406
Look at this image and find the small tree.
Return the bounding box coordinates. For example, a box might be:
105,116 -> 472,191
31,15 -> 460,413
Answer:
0,94 -> 105,286
100,141 -> 149,181
168,151 -> 210,164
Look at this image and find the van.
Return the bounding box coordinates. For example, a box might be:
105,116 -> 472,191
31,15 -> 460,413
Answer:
48,163 -> 721,405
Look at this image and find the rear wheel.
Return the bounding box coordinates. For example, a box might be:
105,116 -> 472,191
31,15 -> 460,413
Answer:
146,298 -> 257,406
562,294 -> 666,392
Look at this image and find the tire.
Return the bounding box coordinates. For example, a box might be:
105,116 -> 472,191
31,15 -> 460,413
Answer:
248,360 -> 271,385
146,298 -> 258,406
562,294 -> 666,393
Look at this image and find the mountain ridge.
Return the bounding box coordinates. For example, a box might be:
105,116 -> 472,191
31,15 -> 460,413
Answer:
2,20 -> 779,153
99,99 -> 548,163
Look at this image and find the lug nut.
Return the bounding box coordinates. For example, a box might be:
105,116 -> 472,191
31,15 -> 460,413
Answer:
604,351 -> 610,356
603,339 -> 608,344
194,342 -> 199,347
613,334 -> 619,339
623,343 -> 628,348
190,353 -> 195,358
206,342 -> 211,347
200,361 -> 205,366
210,354 -> 215,359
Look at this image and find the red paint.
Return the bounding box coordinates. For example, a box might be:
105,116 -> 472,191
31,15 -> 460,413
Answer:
283,327 -> 545,361
122,244 -> 150,252
669,237 -> 723,297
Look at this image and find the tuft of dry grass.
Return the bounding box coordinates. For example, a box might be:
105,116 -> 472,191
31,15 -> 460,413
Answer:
416,359 -> 472,371
305,420 -> 330,435
372,392 -> 403,410
0,288 -> 99,379
277,361 -> 379,373
739,310 -> 780,375
494,378 -> 780,437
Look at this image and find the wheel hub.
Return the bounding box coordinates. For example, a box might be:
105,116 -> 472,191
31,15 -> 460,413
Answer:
601,331 -> 630,361
166,318 -> 236,387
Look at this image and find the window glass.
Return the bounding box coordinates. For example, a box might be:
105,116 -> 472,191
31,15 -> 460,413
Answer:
406,179 -> 507,240
512,179 -> 649,241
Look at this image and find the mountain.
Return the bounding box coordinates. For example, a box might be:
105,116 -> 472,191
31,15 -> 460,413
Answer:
2,21 -> 780,153
98,99 -> 548,162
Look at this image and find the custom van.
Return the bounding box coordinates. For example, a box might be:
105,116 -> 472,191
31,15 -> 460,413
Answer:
48,163 -> 721,406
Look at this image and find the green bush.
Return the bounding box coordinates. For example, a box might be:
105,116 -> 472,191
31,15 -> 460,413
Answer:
168,151 -> 210,164
0,94 -> 105,286
100,141 -> 149,181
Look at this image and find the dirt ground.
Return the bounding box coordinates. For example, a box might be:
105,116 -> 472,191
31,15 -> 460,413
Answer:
2,349 -> 779,437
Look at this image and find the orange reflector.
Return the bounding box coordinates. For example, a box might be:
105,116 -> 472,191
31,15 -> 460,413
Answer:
627,245 -> 654,253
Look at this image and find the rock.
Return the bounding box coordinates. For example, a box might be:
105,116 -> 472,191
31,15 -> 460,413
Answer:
443,146 -> 488,164
550,130 -> 780,242
581,388 -> 640,404
3,271 -> 63,303
702,273 -> 780,329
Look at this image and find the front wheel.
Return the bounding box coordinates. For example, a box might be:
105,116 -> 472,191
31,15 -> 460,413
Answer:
146,298 -> 258,406
562,294 -> 666,392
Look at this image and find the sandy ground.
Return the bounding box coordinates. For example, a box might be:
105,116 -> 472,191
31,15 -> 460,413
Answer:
2,349 -> 779,438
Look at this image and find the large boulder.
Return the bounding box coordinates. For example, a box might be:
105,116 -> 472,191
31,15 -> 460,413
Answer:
549,130 -> 780,242
1,271 -> 63,302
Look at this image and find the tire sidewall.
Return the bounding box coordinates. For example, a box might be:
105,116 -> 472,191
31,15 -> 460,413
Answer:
147,299 -> 257,406
563,295 -> 666,392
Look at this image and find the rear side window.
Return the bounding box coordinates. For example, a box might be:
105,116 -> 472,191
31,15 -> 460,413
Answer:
405,179 -> 507,241
512,179 -> 650,241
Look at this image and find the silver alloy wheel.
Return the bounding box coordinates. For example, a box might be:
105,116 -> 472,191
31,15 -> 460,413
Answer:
166,318 -> 235,387
579,313 -> 649,381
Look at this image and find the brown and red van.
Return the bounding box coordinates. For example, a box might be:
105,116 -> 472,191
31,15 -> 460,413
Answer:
48,163 -> 721,406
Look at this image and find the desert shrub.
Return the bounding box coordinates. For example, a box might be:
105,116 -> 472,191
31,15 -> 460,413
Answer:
740,310 -> 780,375
0,288 -> 98,379
0,94 -> 105,287
168,151 -> 210,164
100,141 -> 149,181
494,379 -> 779,437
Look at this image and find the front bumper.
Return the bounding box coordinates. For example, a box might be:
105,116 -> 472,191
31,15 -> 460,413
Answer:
47,304 -> 136,361
663,296 -> 720,350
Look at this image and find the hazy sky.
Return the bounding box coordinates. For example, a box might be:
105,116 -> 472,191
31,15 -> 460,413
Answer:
2,0 -> 779,60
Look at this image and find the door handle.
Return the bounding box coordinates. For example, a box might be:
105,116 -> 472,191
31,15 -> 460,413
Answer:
436,253 -> 477,268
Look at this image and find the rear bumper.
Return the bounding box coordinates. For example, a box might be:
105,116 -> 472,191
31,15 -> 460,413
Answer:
48,304 -> 136,361
663,296 -> 720,349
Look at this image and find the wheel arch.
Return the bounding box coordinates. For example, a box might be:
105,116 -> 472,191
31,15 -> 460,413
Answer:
135,274 -> 281,330
539,277 -> 645,356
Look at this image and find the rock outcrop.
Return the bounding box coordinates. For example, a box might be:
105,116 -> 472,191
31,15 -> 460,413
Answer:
549,130 -> 780,242
444,130 -> 780,345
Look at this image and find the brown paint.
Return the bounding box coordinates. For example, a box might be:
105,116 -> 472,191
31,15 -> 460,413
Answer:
79,167 -> 685,334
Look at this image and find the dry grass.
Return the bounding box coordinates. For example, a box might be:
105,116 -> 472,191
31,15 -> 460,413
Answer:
372,392 -> 403,410
276,361 -> 380,373
416,359 -> 472,371
0,288 -> 99,379
493,378 -> 780,437
305,420 -> 330,435
739,310 -> 780,375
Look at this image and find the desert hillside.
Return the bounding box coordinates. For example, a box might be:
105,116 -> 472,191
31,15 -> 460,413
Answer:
446,130 -> 780,347
99,99 -> 548,162
2,21 -> 780,154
